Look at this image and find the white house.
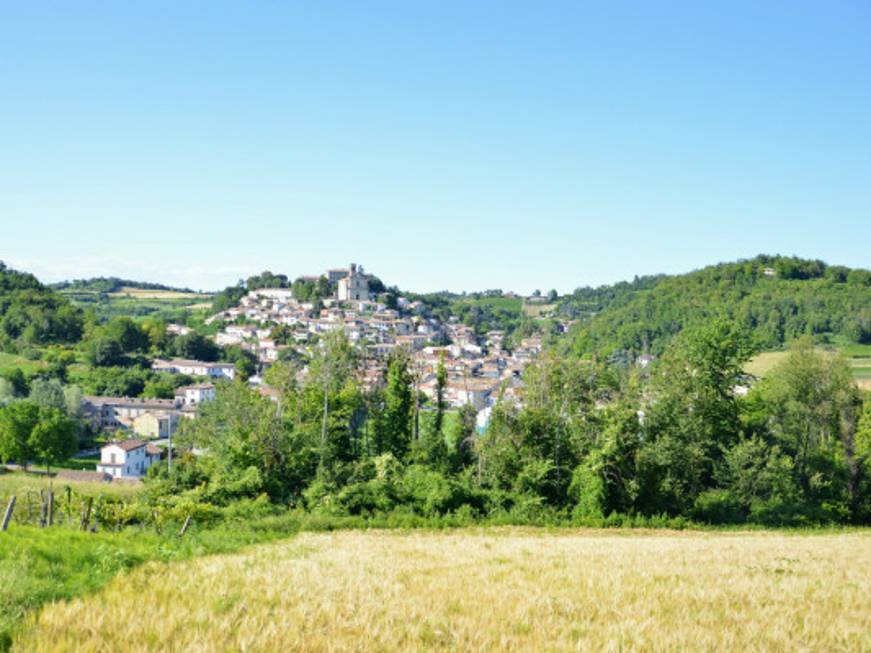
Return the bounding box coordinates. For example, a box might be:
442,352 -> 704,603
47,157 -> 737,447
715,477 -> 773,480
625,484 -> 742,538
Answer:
174,383 -> 216,406
152,359 -> 236,380
96,440 -> 162,478
252,288 -> 294,302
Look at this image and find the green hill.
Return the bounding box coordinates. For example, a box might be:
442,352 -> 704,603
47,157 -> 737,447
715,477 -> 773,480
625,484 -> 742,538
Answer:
559,255 -> 871,359
0,261 -> 84,350
51,277 -> 196,294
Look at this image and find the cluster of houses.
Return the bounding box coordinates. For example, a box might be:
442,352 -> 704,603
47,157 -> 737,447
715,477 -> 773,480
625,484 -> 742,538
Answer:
84,382 -> 216,479
88,263 -> 549,479
204,263 -> 546,413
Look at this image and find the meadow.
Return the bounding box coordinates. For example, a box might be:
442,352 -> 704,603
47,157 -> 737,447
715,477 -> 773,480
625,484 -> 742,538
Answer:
59,288 -> 213,322
0,353 -> 46,378
0,471 -> 139,501
746,347 -> 871,390
13,528 -> 871,652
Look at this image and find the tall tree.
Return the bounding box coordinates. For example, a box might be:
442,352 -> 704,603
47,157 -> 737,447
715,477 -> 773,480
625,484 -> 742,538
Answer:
641,319 -> 751,514
308,331 -> 359,474
756,339 -> 862,519
382,348 -> 414,459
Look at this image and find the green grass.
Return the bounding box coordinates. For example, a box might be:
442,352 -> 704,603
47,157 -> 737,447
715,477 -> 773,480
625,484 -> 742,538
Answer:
0,353 -> 46,377
827,339 -> 871,358
523,301 -> 557,317
456,296 -> 523,312
0,471 -> 140,501
54,456 -> 99,472
744,351 -> 790,377
61,292 -> 212,322
745,348 -> 871,387
0,516 -> 303,649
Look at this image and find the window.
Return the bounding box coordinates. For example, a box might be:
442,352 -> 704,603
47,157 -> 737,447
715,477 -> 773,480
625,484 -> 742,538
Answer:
110,452 -> 116,464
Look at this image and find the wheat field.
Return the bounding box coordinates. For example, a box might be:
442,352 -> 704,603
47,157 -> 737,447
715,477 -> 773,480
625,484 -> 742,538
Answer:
14,529 -> 871,652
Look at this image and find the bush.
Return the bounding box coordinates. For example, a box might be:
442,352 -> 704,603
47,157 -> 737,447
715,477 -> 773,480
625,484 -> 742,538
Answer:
691,490 -> 745,524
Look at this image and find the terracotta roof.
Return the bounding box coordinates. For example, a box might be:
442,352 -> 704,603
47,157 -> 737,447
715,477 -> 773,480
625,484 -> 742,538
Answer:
105,439 -> 147,452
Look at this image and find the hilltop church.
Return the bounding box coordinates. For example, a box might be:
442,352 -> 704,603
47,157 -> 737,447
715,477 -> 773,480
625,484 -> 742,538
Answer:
337,263 -> 370,301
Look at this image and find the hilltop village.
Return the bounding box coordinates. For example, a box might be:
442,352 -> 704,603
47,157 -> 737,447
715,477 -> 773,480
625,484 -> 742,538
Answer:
74,264 -> 548,477
206,263 -> 544,414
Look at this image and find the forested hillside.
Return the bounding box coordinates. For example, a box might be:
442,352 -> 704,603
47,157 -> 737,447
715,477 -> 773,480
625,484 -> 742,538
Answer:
51,277 -> 195,294
560,255 -> 871,358
0,262 -> 83,350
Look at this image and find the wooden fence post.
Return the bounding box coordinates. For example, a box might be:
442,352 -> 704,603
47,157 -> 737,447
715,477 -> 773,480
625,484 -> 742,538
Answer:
91,496 -> 101,533
48,490 -> 54,527
81,497 -> 93,531
1,496 -> 16,531
39,492 -> 47,528
179,515 -> 192,537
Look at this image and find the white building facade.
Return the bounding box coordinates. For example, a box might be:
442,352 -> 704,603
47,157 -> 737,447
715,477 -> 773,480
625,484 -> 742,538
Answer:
96,440 -> 162,478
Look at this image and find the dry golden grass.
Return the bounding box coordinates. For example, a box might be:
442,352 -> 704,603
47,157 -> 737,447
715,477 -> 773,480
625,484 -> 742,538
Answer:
15,529 -> 871,652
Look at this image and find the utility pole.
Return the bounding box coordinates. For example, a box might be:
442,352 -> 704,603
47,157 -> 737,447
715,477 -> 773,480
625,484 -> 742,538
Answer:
167,413 -> 173,476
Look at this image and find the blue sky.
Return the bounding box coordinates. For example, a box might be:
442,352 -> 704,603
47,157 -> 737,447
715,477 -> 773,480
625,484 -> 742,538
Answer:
1,1 -> 869,292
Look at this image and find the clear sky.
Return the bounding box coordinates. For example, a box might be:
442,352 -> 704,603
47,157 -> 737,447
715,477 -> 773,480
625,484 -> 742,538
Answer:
2,2 -> 869,293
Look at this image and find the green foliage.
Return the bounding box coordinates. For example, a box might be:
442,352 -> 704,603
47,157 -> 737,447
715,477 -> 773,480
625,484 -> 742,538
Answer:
382,348 -> 414,458
0,401 -> 39,465
50,277 -> 195,293
560,255 -> 871,359
27,407 -> 77,471
0,262 -> 84,350
71,366 -> 152,397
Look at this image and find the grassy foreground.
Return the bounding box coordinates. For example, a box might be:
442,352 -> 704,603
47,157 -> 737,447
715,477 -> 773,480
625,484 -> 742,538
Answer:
14,529 -> 871,652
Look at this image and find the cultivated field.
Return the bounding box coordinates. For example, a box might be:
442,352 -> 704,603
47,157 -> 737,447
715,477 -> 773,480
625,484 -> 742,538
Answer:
15,528 -> 871,652
108,287 -> 208,300
746,348 -> 871,390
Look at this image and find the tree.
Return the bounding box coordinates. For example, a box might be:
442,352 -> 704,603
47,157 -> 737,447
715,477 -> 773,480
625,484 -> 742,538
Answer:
28,377 -> 66,411
180,381 -> 304,502
0,379 -> 14,406
434,355 -> 447,437
641,319 -> 751,514
308,331 -> 359,474
0,401 -> 40,467
84,337 -> 125,367
106,317 -> 149,353
755,339 -> 862,520
224,345 -> 257,381
382,348 -> 414,459
0,368 -> 28,397
28,407 -> 77,474
172,333 -> 220,361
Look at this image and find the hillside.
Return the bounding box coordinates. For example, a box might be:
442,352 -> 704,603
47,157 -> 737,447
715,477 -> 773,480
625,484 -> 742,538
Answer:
559,255 -> 871,358
51,277 -> 197,294
0,261 -> 83,350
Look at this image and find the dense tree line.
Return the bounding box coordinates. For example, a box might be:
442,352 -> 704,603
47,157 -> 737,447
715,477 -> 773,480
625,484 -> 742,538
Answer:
153,326 -> 870,526
50,277 -> 195,293
559,255 -> 871,360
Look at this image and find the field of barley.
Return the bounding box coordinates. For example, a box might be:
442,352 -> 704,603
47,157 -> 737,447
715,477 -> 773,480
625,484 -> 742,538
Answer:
14,528 -> 871,652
